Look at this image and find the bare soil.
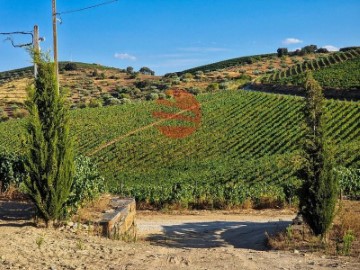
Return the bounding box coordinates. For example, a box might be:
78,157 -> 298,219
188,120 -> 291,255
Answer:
0,200 -> 359,270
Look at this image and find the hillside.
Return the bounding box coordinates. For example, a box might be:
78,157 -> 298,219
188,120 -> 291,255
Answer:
1,47 -> 359,121
0,91 -> 359,207
0,62 -> 160,119
253,48 -> 360,98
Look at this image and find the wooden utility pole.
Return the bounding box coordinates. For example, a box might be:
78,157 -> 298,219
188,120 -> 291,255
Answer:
33,25 -> 40,78
52,0 -> 59,93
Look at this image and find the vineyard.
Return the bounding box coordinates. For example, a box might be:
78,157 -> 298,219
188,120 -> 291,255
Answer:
0,91 -> 359,207
261,48 -> 360,90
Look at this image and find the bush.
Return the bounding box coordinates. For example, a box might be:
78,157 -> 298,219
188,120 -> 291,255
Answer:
106,97 -> 122,106
181,73 -> 194,82
0,111 -> 9,122
158,92 -> 166,99
78,102 -> 87,109
88,99 -> 102,108
63,62 -> 78,71
206,83 -> 219,92
13,108 -> 28,119
334,167 -> 360,198
120,98 -> 131,104
99,72 -> 106,80
0,153 -> 26,193
65,156 -> 106,215
91,70 -> 99,77
146,93 -> 159,100
187,87 -> 201,95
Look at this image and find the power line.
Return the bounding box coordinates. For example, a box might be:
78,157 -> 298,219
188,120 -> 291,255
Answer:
56,0 -> 119,15
0,31 -> 33,36
0,31 -> 33,48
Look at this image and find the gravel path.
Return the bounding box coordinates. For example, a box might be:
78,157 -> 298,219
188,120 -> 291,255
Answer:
1,201 -> 359,270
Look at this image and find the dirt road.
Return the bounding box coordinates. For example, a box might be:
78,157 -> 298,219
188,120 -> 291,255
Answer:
0,201 -> 359,270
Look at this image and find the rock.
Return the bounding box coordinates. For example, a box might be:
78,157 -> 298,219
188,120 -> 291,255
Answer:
67,221 -> 74,227
294,249 -> 300,254
168,256 -> 180,264
292,213 -> 304,225
181,258 -> 190,266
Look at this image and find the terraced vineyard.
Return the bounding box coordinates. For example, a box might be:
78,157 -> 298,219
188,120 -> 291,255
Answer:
0,91 -> 359,207
261,49 -> 360,90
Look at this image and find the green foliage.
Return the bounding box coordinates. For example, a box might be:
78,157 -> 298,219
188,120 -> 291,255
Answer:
126,66 -> 134,74
139,67 -> 155,76
146,93 -> 159,100
63,62 -> 78,71
65,156 -> 105,215
334,167 -> 360,198
301,45 -> 318,55
88,99 -> 102,108
298,72 -> 338,237
23,53 -> 74,226
277,48 -> 288,57
342,230 -> 356,255
0,152 -> 26,192
0,111 -> 9,122
206,83 -> 219,92
265,50 -> 360,90
0,91 -> 358,209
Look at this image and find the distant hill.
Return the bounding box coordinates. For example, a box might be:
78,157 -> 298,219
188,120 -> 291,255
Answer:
1,46 -> 360,121
177,53 -> 277,74
0,62 -> 160,119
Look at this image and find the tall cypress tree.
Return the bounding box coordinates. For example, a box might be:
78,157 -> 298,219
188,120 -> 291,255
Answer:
24,53 -> 74,227
298,71 -> 338,238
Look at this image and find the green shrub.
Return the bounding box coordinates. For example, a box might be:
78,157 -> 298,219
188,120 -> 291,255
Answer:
65,156 -> 106,215
206,83 -> 219,92
0,111 -> 9,122
63,62 -> 78,71
146,93 -> 159,100
88,99 -> 102,108
78,102 -> 87,109
0,152 -> 26,192
334,167 -> 360,198
106,98 -> 122,106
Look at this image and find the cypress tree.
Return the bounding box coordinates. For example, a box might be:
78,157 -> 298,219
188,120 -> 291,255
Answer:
298,71 -> 338,238
24,53 -> 74,227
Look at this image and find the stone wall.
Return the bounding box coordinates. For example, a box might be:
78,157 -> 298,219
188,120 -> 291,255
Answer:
99,197 -> 136,240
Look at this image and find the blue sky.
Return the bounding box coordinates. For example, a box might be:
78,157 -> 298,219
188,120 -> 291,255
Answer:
0,0 -> 359,75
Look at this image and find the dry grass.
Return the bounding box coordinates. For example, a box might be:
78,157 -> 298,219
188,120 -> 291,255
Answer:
0,185 -> 29,201
73,194 -> 112,223
268,200 -> 360,258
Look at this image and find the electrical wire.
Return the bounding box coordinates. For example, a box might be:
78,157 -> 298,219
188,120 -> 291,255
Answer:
56,0 -> 119,15
0,31 -> 33,48
0,31 -> 33,36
